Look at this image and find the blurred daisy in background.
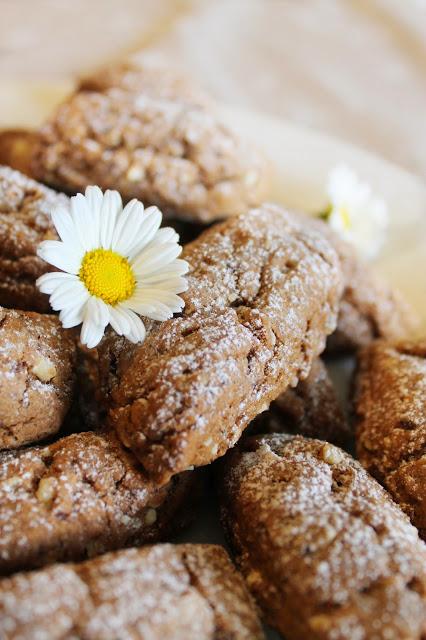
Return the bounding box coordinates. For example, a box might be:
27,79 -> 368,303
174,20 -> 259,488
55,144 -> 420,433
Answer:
37,186 -> 189,348
322,164 -> 388,260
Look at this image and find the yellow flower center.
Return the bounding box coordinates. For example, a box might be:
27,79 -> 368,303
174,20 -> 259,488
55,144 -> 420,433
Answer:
338,206 -> 352,230
79,248 -> 135,305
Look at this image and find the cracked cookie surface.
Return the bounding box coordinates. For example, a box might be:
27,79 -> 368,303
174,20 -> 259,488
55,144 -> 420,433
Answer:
0,306 -> 76,449
0,543 -> 264,640
98,204 -> 343,484
31,58 -> 269,223
0,166 -> 66,312
0,430 -> 196,573
354,339 -> 426,539
220,434 -> 426,640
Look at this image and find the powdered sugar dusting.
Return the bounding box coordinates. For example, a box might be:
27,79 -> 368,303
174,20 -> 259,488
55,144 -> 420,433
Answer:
0,165 -> 67,312
100,204 -> 343,482
222,434 -> 426,640
355,338 -> 426,539
0,430 -> 194,573
0,307 -> 76,449
33,58 -> 269,224
0,544 -> 263,639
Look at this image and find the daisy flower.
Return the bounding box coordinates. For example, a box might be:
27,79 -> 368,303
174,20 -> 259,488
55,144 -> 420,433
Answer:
322,164 -> 389,260
36,186 -> 189,348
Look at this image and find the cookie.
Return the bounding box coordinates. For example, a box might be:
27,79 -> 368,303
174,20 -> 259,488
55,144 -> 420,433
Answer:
31,58 -> 269,223
0,166 -> 66,312
0,543 -> 264,640
0,430 -> 197,573
312,218 -> 416,353
98,204 -> 342,484
252,358 -> 350,445
221,434 -> 426,640
78,55 -> 210,105
0,130 -> 39,177
0,306 -> 76,449
354,339 -> 426,539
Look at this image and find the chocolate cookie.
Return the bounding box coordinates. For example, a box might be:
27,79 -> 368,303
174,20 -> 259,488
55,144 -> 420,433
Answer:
0,306 -> 76,449
0,166 -> 66,312
0,430 -> 197,573
31,58 -> 269,223
98,204 -> 342,484
354,339 -> 426,539
220,434 -> 426,640
252,358 -> 350,445
0,543 -> 264,640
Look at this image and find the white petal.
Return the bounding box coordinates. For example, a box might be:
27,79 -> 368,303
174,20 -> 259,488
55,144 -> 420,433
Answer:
49,278 -> 88,311
126,206 -> 162,260
80,319 -> 105,349
37,240 -> 83,275
100,190 -> 123,249
80,298 -> 110,348
109,305 -> 132,336
36,271 -> 78,295
112,199 -> 145,257
145,226 -> 179,248
69,193 -> 95,251
90,297 -> 111,327
131,242 -> 182,277
59,303 -> 86,328
51,205 -> 80,247
122,308 -> 146,343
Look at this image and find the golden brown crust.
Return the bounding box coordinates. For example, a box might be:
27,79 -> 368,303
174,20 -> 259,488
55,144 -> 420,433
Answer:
98,204 -> 343,484
0,166 -> 66,312
0,306 -> 76,449
354,338 -> 426,539
251,358 -> 350,445
220,434 -> 426,640
32,58 -> 269,224
0,430 -> 197,574
0,544 -> 264,640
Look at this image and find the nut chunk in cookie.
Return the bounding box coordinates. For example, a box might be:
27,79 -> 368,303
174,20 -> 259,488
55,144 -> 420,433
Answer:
354,339 -> 426,539
0,544 -> 264,640
31,57 -> 269,224
99,205 -> 343,484
220,434 -> 426,640
0,430 -> 196,574
252,358 -> 350,446
0,166 -> 67,312
0,307 -> 76,449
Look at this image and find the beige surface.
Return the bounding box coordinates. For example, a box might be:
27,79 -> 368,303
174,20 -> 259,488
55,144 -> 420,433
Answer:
1,0 -> 425,178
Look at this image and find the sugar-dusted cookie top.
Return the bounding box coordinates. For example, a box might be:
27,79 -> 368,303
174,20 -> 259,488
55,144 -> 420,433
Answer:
354,338 -> 426,539
32,58 -> 269,223
0,429 -> 196,574
0,166 -> 67,312
0,306 -> 76,449
99,204 -> 343,483
0,544 -> 264,640
221,434 -> 426,640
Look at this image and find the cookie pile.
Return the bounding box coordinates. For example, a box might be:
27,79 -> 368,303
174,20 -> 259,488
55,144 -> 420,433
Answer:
0,58 -> 424,640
